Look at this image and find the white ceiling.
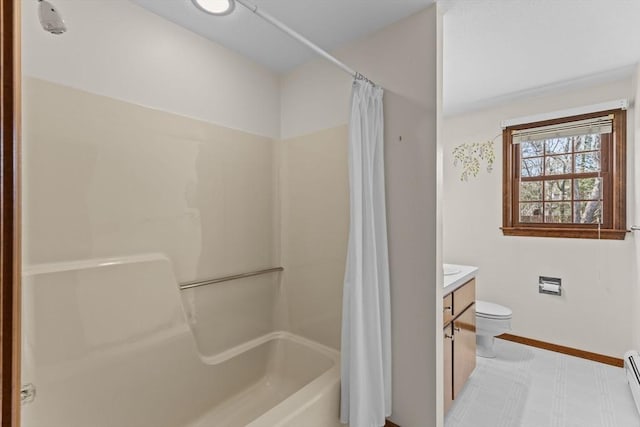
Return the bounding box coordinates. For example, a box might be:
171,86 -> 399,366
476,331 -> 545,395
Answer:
133,0 -> 640,115
132,0 -> 434,72
441,0 -> 640,114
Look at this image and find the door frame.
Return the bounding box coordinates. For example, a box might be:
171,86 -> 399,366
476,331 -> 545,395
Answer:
0,0 -> 21,426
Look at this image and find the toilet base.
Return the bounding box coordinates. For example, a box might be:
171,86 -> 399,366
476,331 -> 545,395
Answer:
476,335 -> 496,358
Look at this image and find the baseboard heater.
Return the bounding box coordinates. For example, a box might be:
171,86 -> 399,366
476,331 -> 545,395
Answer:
624,351 -> 640,415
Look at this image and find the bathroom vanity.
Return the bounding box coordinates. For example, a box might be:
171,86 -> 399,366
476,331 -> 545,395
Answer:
443,264 -> 478,413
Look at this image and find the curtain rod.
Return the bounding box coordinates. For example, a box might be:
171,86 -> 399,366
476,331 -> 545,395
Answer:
236,0 -> 375,85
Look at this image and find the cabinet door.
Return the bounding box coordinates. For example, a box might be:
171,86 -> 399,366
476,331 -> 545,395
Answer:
443,293 -> 453,326
453,305 -> 476,399
444,324 -> 454,413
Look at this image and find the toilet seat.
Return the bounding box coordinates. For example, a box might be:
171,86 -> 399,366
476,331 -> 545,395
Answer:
476,300 -> 512,320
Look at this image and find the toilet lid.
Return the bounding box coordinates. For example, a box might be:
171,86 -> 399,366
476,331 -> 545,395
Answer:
476,300 -> 512,319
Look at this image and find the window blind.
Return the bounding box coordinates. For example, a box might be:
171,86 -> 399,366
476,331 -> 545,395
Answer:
511,115 -> 613,144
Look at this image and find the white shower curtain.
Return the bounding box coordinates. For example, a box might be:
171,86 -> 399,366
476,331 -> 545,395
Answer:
340,79 -> 391,427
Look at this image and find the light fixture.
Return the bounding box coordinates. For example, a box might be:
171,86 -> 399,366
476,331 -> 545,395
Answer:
191,0 -> 235,16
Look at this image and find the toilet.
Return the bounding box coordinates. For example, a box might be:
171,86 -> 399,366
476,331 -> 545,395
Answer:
475,300 -> 512,358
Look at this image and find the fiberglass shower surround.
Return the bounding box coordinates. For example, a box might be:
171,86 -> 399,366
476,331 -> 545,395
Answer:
32,0 -> 393,424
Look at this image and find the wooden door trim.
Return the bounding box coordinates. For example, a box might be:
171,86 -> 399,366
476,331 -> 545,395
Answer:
0,0 -> 21,425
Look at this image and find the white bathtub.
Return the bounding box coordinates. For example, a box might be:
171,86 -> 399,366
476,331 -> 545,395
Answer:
187,332 -> 341,427
21,255 -> 342,427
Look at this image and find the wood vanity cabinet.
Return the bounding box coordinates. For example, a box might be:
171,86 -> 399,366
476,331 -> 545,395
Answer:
443,278 -> 476,413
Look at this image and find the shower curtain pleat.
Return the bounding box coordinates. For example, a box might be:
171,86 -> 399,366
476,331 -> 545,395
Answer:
340,79 -> 391,427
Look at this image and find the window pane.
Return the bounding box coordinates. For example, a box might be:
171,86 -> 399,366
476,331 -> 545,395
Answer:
545,154 -> 572,175
574,134 -> 601,152
575,151 -> 600,173
520,181 -> 542,201
520,203 -> 543,223
544,180 -> 571,201
521,141 -> 543,158
521,157 -> 543,177
545,137 -> 572,154
544,202 -> 572,223
574,178 -> 601,200
574,201 -> 602,224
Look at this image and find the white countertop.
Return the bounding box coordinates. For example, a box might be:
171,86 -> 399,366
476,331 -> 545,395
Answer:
443,264 -> 478,295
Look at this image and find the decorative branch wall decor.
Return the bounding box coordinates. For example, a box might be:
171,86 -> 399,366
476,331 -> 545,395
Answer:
453,139 -> 496,181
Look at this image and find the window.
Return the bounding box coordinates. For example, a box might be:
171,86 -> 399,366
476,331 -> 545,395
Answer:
502,109 -> 626,239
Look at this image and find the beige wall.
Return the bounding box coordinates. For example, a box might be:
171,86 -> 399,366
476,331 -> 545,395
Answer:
23,78 -> 282,356
279,63 -> 351,140
443,77 -> 636,358
280,126 -> 350,349
280,6 -> 441,426
22,0 -> 281,139
24,79 -> 278,281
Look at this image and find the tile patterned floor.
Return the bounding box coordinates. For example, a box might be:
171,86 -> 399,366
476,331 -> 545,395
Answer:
445,339 -> 640,427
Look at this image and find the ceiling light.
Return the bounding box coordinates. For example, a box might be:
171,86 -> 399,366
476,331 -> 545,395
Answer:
191,0 -> 235,16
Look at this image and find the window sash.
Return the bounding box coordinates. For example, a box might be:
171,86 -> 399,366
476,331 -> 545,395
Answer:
512,132 -> 613,229
514,175 -> 609,226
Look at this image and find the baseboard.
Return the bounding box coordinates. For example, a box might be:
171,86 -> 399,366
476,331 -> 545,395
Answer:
385,421 -> 400,427
498,333 -> 623,368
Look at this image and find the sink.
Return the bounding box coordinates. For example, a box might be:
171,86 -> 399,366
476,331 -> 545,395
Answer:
444,265 -> 461,276
443,264 -> 479,294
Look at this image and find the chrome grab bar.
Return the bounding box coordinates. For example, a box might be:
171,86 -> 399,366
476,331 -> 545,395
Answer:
631,226 -> 640,231
179,267 -> 283,291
